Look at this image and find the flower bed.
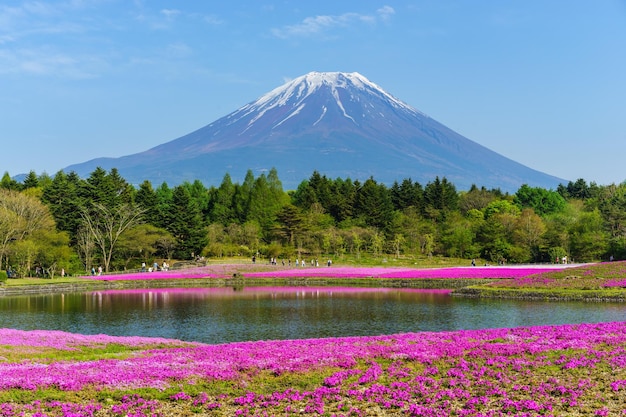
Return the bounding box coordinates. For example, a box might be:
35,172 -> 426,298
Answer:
242,266 -> 564,281
1,322 -> 626,415
483,261 -> 626,290
82,265 -> 565,281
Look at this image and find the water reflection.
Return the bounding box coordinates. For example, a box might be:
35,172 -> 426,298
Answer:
0,287 -> 624,344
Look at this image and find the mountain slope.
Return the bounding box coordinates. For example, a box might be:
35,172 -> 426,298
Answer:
65,72 -> 565,191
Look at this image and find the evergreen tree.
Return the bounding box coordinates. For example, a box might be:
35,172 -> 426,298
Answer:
0,172 -> 21,190
153,182 -> 173,229
248,174 -> 279,238
135,180 -> 158,225
330,177 -> 356,223
183,180 -> 210,220
167,185 -> 207,259
209,173 -> 236,225
354,177 -> 394,233
390,178 -> 423,211
274,204 -> 306,246
562,178 -> 593,200
22,171 -> 39,189
233,170 -> 255,223
41,171 -> 85,241
81,167 -> 133,209
423,177 -> 459,220
291,179 -> 317,210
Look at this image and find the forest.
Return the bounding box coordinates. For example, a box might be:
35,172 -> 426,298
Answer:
0,166 -> 623,277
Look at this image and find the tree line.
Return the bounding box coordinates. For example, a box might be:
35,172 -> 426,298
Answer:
0,167 -> 623,277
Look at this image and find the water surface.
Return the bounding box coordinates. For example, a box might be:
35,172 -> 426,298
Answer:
0,286 -> 624,344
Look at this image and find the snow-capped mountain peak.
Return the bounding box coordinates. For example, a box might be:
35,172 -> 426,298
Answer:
64,71 -> 565,192
232,71 -> 421,131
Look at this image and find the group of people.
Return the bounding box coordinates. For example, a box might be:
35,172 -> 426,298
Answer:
252,256 -> 333,268
141,261 -> 170,272
293,258 -> 333,267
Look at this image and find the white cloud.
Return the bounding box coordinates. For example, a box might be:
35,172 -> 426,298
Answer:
160,8 -> 180,19
165,42 -> 193,58
377,5 -> 395,22
202,14 -> 223,25
0,47 -> 102,78
272,5 -> 395,39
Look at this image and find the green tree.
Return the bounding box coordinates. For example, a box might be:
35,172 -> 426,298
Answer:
513,208 -> 546,262
135,180 -> 158,225
354,177 -> 394,232
274,204 -> 306,246
41,171 -> 86,240
247,170 -> 288,239
233,170 -> 255,223
0,172 -> 20,190
459,185 -> 497,213
116,224 -> 171,270
153,182 -> 173,229
0,189 -> 55,271
390,178 -> 423,211
514,184 -> 566,216
441,211 -> 478,259
209,173 -> 237,225
183,180 -> 210,219
22,171 -> 39,189
569,209 -> 609,262
168,185 -> 207,259
291,179 -> 317,210
423,177 -> 458,221
330,178 -> 357,223
32,228 -> 72,277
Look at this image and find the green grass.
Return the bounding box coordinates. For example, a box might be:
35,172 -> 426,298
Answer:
3,276 -> 86,286
453,261 -> 626,300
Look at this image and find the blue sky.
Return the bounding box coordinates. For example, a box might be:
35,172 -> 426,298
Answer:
1,1 -> 625,186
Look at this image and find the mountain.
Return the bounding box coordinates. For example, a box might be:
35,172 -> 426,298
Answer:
65,71 -> 565,191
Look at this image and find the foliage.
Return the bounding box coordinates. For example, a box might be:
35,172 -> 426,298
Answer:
2,168 -> 624,275
514,184 -> 566,216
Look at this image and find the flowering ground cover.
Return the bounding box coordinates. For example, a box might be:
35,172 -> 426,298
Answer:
80,264 -> 273,281
82,264 -> 565,282
243,266 -> 562,280
486,261 -> 626,289
1,322 -> 626,416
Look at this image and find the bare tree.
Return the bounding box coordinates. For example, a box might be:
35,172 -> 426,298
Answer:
80,203 -> 145,273
75,225 -> 96,273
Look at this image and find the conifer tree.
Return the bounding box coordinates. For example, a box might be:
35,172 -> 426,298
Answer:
167,185 -> 207,259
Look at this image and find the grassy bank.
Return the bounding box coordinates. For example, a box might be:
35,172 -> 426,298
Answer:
453,261 -> 626,301
4,259 -> 624,302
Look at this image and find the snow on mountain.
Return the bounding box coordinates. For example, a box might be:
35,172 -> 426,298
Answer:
237,72 -> 420,126
64,71 -> 566,191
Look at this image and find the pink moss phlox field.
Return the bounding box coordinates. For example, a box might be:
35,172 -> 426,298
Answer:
488,261 -> 626,290
244,266 -> 560,279
2,322 -> 626,415
81,266 -> 219,281
81,264 -> 565,281
0,328 -> 197,351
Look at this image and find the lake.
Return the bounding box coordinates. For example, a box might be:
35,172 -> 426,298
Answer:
0,286 -> 625,344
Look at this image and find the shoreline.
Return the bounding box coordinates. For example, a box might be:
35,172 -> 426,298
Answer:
0,276 -> 496,297
2,263 -> 622,302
